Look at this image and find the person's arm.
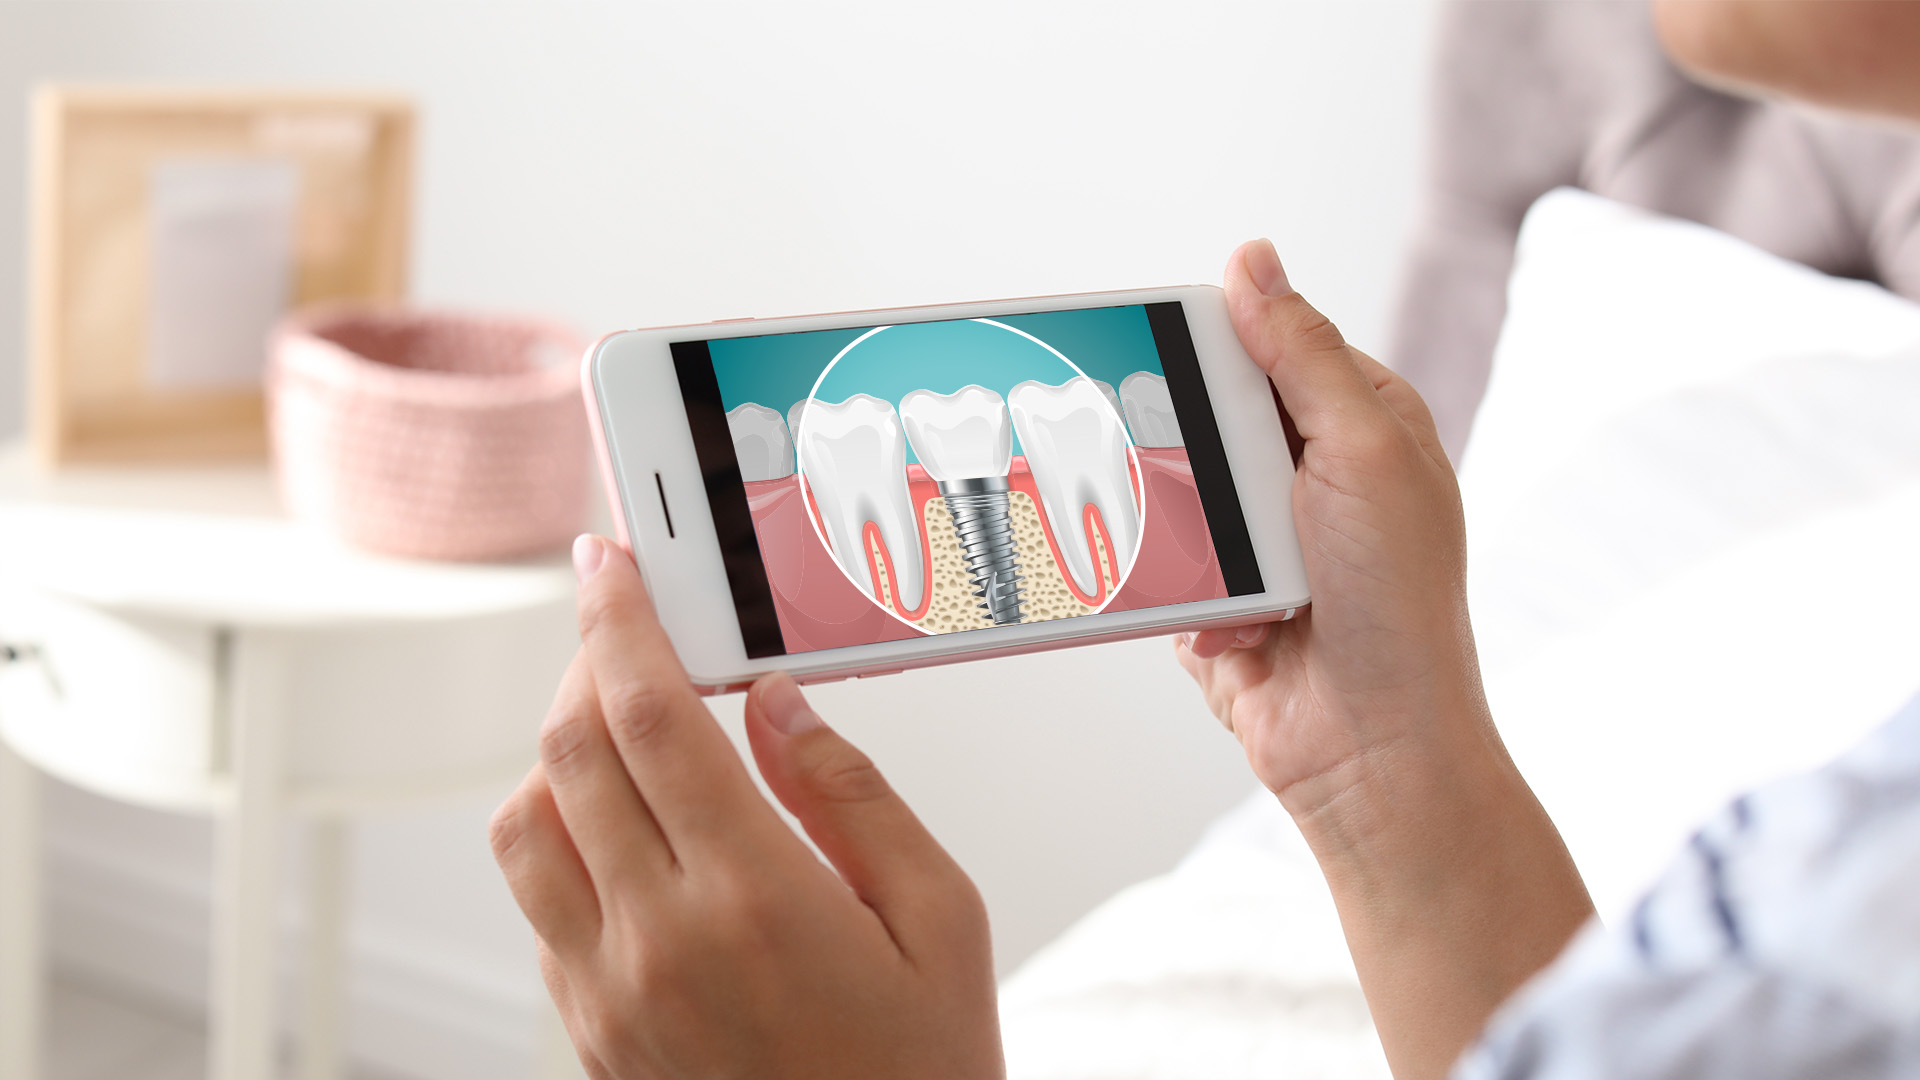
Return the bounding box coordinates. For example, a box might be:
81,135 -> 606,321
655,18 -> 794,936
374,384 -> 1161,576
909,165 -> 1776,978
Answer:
489,536 -> 1001,1079
1178,240 -> 1595,1080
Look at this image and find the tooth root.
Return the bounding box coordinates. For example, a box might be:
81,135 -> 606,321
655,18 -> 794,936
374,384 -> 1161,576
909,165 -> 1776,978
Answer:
1119,372 -> 1183,448
792,395 -> 926,614
1009,377 -> 1143,597
726,403 -> 795,481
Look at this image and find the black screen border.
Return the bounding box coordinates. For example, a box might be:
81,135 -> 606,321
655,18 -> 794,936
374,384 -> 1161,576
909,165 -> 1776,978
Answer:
670,339 -> 788,659
1143,301 -> 1265,598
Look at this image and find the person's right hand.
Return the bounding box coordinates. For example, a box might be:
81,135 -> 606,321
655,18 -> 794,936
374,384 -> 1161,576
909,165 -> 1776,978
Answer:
1177,238 -> 1486,818
1176,240 -> 1593,1080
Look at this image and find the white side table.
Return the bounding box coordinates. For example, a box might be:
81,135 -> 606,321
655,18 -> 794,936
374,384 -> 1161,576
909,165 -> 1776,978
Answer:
0,443 -> 579,1080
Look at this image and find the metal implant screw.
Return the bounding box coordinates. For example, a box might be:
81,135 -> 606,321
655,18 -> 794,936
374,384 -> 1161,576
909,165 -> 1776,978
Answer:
937,476 -> 1024,625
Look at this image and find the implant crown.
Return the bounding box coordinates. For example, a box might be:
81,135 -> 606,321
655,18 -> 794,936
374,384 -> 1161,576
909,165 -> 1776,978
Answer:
899,384 -> 1013,482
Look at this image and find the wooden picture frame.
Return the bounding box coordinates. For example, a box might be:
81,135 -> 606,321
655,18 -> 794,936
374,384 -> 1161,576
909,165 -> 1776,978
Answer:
28,87 -> 414,465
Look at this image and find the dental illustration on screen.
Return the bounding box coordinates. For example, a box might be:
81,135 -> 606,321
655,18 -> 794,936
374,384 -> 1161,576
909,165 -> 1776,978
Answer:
713,307 -> 1231,654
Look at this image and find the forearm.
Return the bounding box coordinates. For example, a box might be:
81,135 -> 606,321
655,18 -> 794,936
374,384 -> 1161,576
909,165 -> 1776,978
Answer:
1283,698 -> 1594,1080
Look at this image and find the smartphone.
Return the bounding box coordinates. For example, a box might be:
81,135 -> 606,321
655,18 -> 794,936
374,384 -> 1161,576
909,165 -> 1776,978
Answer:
584,285 -> 1309,693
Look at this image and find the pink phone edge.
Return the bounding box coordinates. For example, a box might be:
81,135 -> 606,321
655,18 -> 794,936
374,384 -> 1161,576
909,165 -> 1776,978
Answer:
581,335 -> 637,560
691,605 -> 1301,697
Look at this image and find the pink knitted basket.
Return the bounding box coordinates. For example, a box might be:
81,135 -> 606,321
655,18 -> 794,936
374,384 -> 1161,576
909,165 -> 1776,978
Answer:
268,307 -> 591,561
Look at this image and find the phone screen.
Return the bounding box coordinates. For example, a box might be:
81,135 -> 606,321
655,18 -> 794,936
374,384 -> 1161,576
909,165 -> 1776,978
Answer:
671,301 -> 1265,658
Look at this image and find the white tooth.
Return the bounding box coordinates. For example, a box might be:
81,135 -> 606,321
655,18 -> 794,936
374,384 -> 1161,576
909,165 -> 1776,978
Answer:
794,394 -> 926,612
1093,379 -> 1126,437
1008,377 -> 1142,596
1119,372 -> 1183,448
788,400 -> 809,445
726,403 -> 795,481
899,384 -> 1011,480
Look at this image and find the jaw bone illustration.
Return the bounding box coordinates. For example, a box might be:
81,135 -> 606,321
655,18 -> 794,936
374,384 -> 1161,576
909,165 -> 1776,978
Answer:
1008,376 -> 1143,599
900,385 -> 1025,625
727,402 -> 796,481
792,394 -> 927,617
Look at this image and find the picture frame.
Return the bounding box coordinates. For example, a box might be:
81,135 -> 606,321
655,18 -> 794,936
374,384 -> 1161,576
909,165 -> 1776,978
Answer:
28,87 -> 414,465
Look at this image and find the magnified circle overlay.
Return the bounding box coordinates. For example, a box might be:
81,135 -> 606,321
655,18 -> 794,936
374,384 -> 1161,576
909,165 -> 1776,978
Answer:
791,317 -> 1146,634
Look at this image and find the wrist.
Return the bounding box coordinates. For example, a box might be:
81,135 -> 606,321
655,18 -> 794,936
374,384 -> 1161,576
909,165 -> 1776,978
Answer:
1270,668 -> 1504,851
1275,695 -> 1594,1080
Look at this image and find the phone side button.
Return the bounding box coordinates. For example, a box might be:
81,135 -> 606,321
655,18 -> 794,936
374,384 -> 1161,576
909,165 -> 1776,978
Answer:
856,669 -> 903,680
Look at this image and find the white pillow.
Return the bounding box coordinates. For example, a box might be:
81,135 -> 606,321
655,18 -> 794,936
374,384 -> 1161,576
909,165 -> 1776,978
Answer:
1000,189 -> 1920,1080
1466,188 -> 1920,920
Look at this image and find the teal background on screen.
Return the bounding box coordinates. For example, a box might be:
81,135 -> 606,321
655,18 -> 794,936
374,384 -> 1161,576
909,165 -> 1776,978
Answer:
705,304 -> 1166,465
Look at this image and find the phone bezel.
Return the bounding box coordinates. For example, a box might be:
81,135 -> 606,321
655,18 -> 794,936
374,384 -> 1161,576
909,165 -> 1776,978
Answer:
585,284 -> 1309,691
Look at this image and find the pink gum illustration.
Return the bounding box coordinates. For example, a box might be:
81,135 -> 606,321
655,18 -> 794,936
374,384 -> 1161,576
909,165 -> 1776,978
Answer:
745,446 -> 1226,650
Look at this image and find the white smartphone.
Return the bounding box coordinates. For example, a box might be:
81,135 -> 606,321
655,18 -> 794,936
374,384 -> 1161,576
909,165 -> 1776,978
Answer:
584,285 -> 1309,694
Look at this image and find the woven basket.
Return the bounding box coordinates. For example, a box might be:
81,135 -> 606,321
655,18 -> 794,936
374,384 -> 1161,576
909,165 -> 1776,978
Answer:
268,307 -> 591,561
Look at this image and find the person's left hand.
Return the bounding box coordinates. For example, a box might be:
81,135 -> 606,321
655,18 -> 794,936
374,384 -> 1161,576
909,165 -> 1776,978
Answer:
489,534 -> 1003,1080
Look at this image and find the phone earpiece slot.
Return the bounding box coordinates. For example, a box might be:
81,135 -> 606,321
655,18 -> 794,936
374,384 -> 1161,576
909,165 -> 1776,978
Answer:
653,471 -> 676,538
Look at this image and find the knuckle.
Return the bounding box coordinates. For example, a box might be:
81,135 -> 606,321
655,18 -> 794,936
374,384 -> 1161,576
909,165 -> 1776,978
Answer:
600,680 -> 677,748
487,796 -> 530,861
706,867 -> 785,935
806,747 -> 894,806
575,584 -> 624,643
538,712 -> 594,774
947,874 -> 991,932
1277,295 -> 1347,354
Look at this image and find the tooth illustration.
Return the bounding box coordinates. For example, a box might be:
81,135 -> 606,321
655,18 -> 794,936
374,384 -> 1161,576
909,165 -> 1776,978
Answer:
1093,379 -> 1126,436
726,403 -> 795,481
1008,377 -> 1142,598
787,400 -> 810,445
1119,372 -> 1183,448
901,385 -> 1025,625
794,394 -> 926,614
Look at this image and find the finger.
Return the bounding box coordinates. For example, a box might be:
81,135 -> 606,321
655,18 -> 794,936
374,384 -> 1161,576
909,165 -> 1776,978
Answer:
538,650 -> 676,895
1185,627 -> 1240,659
489,763 -> 603,959
1223,239 -> 1395,443
538,939 -> 618,1080
1172,639 -> 1237,734
742,672 -> 984,963
571,534 -> 778,851
1352,350 -> 1451,469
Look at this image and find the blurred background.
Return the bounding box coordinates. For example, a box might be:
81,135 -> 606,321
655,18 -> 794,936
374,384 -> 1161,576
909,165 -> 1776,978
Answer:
0,3 -> 1438,1078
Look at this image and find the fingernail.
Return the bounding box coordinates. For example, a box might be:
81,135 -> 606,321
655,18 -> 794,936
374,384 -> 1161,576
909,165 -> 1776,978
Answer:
1235,624 -> 1266,647
572,534 -> 607,583
760,673 -> 824,736
1245,238 -> 1293,298
1179,632 -> 1196,650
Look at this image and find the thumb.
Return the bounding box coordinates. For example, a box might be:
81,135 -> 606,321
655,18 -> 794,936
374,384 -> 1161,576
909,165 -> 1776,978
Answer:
1224,238 -> 1393,444
742,673 -> 983,955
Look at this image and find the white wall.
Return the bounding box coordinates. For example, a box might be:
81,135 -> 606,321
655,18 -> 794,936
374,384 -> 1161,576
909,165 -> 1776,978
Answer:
0,2 -> 1438,1076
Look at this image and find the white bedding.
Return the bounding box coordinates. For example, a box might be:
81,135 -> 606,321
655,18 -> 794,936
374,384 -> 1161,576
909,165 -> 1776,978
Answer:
999,189 -> 1920,1079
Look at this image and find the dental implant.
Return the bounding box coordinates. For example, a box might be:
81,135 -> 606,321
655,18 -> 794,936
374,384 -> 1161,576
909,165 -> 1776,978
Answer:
899,385 -> 1026,625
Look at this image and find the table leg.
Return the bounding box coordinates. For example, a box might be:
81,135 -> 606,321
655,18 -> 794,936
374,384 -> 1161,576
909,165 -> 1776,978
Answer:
298,818 -> 348,1080
210,631 -> 290,1080
0,739 -> 42,1080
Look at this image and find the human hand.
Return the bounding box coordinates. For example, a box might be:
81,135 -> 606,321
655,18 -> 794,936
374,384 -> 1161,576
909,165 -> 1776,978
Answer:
1176,242 -> 1591,1080
1177,238 -> 1486,819
490,535 -> 1002,1080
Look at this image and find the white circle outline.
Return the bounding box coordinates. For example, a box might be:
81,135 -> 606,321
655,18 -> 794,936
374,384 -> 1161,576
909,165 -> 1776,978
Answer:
790,317 -> 1145,634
